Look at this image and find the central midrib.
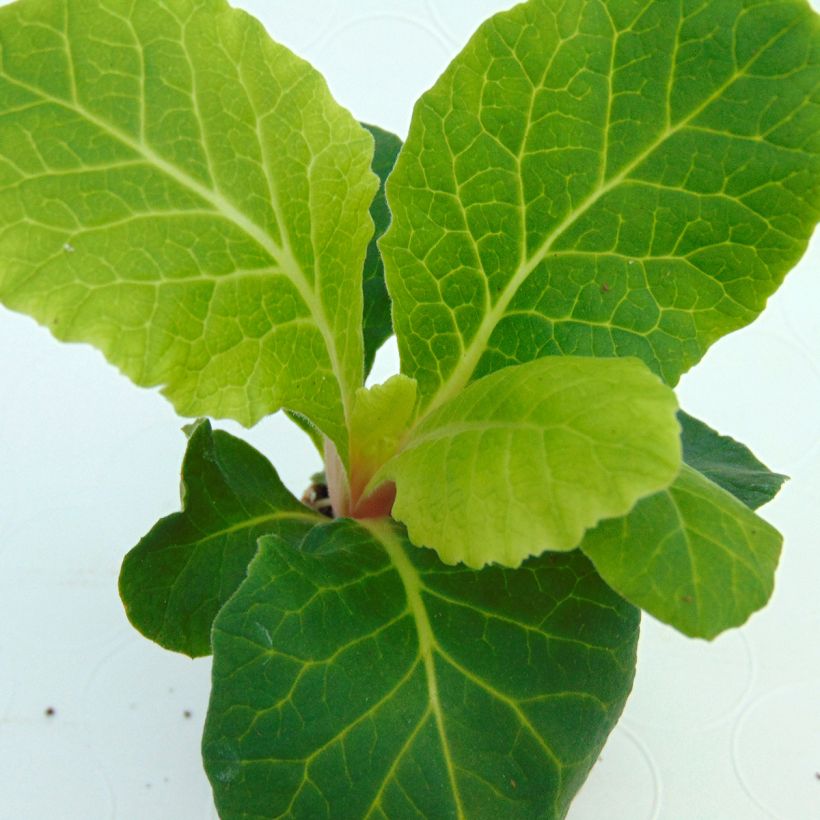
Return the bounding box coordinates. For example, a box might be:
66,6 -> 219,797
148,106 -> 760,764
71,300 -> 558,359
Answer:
192,510 -> 324,547
2,69 -> 352,428
422,19 -> 800,418
366,520 -> 466,819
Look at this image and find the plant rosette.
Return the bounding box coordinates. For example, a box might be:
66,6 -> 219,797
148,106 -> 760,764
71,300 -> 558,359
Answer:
0,0 -> 818,818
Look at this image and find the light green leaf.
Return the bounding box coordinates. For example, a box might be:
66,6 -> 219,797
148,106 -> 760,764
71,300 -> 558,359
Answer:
362,123 -> 402,373
119,420 -> 323,657
381,0 -> 820,414
679,410 -> 787,509
380,356 -> 681,568
286,123 -> 404,454
349,374 -> 416,509
0,0 -> 378,457
351,376 -> 417,468
285,409 -> 325,455
581,464 -> 782,639
203,519 -> 639,820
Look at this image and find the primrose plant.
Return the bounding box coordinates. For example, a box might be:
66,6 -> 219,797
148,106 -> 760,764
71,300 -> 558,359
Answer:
1,0 -> 819,816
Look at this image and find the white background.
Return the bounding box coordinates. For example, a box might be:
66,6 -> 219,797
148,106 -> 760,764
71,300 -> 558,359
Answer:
1,1 -> 819,818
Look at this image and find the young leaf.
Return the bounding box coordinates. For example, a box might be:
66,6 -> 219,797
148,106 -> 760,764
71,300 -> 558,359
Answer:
0,0 -> 378,457
381,0 -> 820,413
285,409 -> 325,455
203,520 -> 639,820
351,376 -> 417,472
362,124 -> 403,373
580,464 -> 782,639
286,124 -> 403,453
679,411 -> 788,509
346,374 -> 416,516
380,356 -> 681,568
119,420 -> 323,658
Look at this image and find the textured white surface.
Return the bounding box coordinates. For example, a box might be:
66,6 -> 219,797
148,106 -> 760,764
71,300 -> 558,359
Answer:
0,1 -> 818,818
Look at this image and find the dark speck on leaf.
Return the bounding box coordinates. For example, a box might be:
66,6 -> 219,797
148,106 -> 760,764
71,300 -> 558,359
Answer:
682,595 -> 693,604
44,707 -> 55,717
183,709 -> 192,719
600,283 -> 611,294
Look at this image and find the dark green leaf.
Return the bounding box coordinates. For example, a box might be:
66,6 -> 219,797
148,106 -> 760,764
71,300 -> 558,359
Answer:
581,465 -> 782,639
203,519 -> 639,819
362,123 -> 403,373
119,420 -> 322,658
679,410 -> 787,509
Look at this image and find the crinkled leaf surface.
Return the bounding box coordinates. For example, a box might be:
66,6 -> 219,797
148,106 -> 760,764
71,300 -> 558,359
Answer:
0,0 -> 378,456
119,420 -> 322,658
362,124 -> 402,373
381,0 -> 820,413
350,374 -> 416,498
286,124 -> 402,452
380,356 -> 681,568
581,464 -> 782,638
203,519 -> 639,820
679,410 -> 787,509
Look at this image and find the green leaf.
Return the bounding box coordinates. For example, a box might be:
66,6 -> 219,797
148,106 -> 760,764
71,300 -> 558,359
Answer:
119,420 -> 322,657
0,0 -> 379,457
381,0 -> 820,414
287,124 -> 403,450
351,376 -> 417,470
362,123 -> 402,373
580,464 -> 782,639
348,374 -> 417,511
203,519 -> 639,820
288,123 -> 401,454
679,410 -> 787,509
380,356 -> 681,568
286,409 -> 325,456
